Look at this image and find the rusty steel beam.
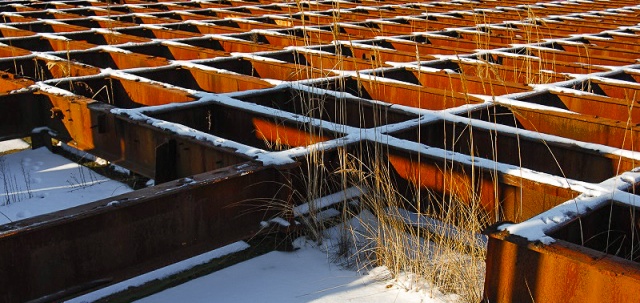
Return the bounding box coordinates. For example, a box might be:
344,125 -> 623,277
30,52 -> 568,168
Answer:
199,56 -> 332,81
340,42 -> 437,63
6,10 -> 87,21
60,18 -> 140,30
383,36 -> 487,55
436,58 -> 571,85
0,35 -> 94,52
587,78 -> 640,100
578,36 -> 640,52
145,99 -> 341,151
313,75 -> 484,110
275,27 -> 365,45
603,31 -> 640,44
58,49 -> 169,69
0,82 -> 259,180
554,42 -> 640,63
374,66 -> 531,95
392,119 -> 638,184
382,146 -> 579,223
120,41 -> 230,60
130,64 -> 274,93
179,35 -> 282,53
468,104 -> 640,152
484,203 -> 640,303
162,20 -> 280,35
116,26 -> 203,39
479,25 -> 567,42
184,1 -> 234,9
435,32 -> 518,49
58,30 -> 151,45
0,26 -> 37,38
0,55 -> 102,80
0,1 -> 638,302
9,21 -> 95,34
0,13 -> 36,22
481,51 -> 615,76
233,86 -> 418,128
529,89 -> 640,124
262,48 -> 383,71
0,70 -> 34,93
523,46 -> 636,66
0,161 -> 294,303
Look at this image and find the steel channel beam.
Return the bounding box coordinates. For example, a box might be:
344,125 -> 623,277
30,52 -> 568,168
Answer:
383,147 -> 579,223
0,161 -> 294,303
484,52 -> 618,75
201,57 -> 331,81
130,65 -> 274,93
452,59 -> 571,84
391,119 -> 638,184
469,104 -> 640,152
549,90 -> 640,124
484,229 -> 640,302
262,49 -> 379,71
314,75 -> 484,110
0,85 -> 256,180
378,67 -> 531,95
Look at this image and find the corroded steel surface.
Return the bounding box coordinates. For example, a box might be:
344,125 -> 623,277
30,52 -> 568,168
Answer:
0,162 -> 293,302
485,223 -> 640,303
0,0 -> 639,302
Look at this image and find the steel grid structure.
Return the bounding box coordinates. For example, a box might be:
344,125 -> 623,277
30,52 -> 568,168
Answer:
0,0 -> 639,302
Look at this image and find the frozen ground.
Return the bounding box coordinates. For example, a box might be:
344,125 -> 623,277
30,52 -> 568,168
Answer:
0,140 -> 132,224
1,140 -> 450,303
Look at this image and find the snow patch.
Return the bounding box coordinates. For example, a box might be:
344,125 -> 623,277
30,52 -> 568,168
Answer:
67,241 -> 251,303
0,139 -> 29,153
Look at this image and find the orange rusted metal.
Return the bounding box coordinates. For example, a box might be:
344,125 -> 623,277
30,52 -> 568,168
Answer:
470,104 -> 640,152
378,67 -> 532,95
0,0 -> 639,301
324,76 -> 484,110
0,70 -> 34,92
253,118 -> 331,148
69,75 -> 195,107
485,220 -> 640,303
202,57 -> 332,81
264,48 -> 383,71
236,86 -> 418,128
388,153 -> 497,212
0,35 -> 94,52
386,150 -> 578,222
63,49 -> 169,69
132,65 -> 274,93
0,56 -> 102,80
452,58 -> 572,85
392,119 -> 637,183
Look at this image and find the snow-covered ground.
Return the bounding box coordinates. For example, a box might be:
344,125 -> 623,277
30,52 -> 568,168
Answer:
135,239 -> 447,303
0,140 -> 132,224
70,237 -> 451,303
1,140 -> 449,303
68,209 -> 454,303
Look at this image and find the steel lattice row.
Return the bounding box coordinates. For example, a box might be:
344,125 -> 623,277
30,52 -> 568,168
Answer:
0,0 -> 640,302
